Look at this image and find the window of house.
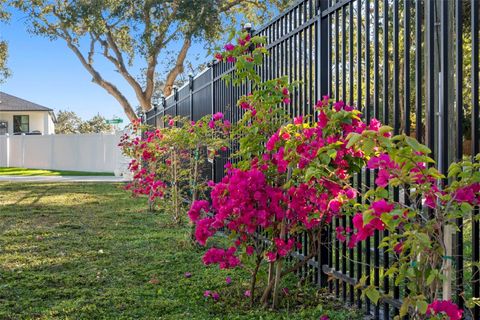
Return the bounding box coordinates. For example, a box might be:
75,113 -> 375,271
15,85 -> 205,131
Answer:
13,115 -> 29,133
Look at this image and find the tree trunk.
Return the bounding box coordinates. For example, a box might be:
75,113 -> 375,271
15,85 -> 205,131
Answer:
250,255 -> 262,306
272,220 -> 286,309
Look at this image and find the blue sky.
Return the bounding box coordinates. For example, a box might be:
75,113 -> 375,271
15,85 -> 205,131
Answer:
0,9 -> 210,123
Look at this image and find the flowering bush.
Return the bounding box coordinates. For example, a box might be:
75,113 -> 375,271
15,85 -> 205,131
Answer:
120,115 -> 229,223
192,31 -> 384,305
341,129 -> 480,318
121,29 -> 480,319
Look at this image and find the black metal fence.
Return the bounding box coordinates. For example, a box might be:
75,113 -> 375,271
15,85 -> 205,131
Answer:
145,0 -> 480,318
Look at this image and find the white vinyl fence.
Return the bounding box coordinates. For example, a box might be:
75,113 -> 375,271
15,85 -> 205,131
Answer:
0,132 -> 129,175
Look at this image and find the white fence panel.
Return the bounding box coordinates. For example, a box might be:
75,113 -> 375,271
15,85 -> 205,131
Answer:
0,136 -> 7,167
7,136 -> 23,168
0,132 -> 127,175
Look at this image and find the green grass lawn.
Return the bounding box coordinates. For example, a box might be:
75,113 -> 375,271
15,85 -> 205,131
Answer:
0,167 -> 114,176
0,183 -> 361,320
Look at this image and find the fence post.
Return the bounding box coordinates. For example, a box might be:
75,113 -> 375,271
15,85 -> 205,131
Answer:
317,0 -> 329,288
176,87 -> 180,117
209,64 -> 215,182
161,95 -> 166,127
189,73 -> 194,121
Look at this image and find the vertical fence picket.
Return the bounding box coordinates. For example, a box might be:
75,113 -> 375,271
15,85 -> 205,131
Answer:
472,1 -> 480,319
455,0 -> 464,311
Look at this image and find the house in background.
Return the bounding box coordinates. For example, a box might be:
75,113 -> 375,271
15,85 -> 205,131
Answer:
0,91 -> 56,135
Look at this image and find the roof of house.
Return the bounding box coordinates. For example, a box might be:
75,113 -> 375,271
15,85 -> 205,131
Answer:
0,91 -> 54,112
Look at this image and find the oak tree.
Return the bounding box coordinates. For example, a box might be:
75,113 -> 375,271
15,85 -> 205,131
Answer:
11,0 -> 290,121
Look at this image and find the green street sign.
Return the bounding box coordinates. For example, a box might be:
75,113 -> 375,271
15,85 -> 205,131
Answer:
106,118 -> 123,124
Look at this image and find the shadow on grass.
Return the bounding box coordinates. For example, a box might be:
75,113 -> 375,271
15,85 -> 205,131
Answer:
0,183 -> 363,320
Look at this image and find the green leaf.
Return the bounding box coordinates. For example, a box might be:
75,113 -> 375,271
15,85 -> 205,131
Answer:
362,139 -> 375,155
416,300 -> 428,314
405,136 -> 431,154
363,209 -> 375,225
460,202 -> 473,213
378,125 -> 393,135
448,163 -> 461,178
364,286 -> 381,305
346,133 -> 362,148
426,271 -> 436,286
327,148 -> 337,159
376,188 -> 389,199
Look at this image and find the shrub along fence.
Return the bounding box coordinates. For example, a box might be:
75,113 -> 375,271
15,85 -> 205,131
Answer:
145,0 -> 480,318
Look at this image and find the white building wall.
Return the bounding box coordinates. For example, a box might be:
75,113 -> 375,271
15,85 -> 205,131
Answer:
0,132 -> 128,175
0,111 -> 55,135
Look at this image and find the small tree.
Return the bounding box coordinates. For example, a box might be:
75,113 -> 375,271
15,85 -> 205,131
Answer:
55,110 -> 113,134
55,110 -> 83,134
120,115 -> 229,223
78,114 -> 113,133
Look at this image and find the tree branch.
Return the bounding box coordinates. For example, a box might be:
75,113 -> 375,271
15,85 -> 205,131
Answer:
58,27 -> 138,121
163,35 -> 192,97
102,26 -> 151,111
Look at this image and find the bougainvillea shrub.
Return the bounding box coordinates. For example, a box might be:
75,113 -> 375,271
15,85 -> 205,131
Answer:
120,115 -> 229,222
188,31 -> 480,318
190,31 -> 380,308
343,127 -> 480,319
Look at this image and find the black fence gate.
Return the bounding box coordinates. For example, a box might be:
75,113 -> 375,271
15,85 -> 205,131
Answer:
145,0 -> 480,318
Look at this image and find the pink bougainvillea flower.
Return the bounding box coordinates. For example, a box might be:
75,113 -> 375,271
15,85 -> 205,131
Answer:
195,218 -> 217,246
282,287 -> 289,295
369,118 -> 381,131
266,132 -> 279,151
214,53 -> 223,61
227,56 -> 236,63
240,101 -> 251,109
244,290 -> 251,297
375,169 -> 391,187
224,43 -> 235,51
204,290 -> 211,297
246,245 -> 254,256
213,112 -> 224,121
208,120 -> 215,129
202,247 -> 241,269
427,300 -> 463,320
333,100 -> 345,111
184,272 -> 192,278
318,111 -> 328,128
328,200 -> 342,213
336,226 -> 346,242
346,188 -> 357,199
212,292 -> 220,301
319,316 -> 330,320
188,200 -> 210,222
168,119 -> 175,127
266,251 -> 277,262
293,116 -> 303,125
225,276 -> 232,285
394,241 -> 403,254
453,183 -> 480,205
371,199 -> 394,215
281,132 -> 291,140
